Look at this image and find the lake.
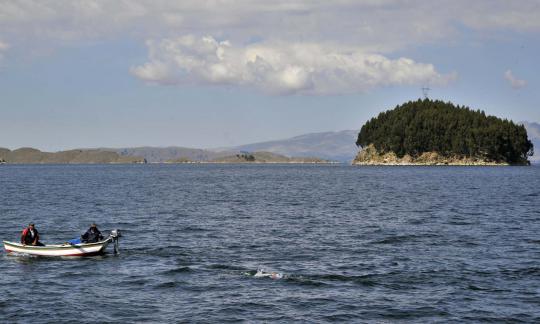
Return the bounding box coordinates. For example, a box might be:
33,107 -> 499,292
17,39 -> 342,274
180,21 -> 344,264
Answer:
1,164 -> 539,322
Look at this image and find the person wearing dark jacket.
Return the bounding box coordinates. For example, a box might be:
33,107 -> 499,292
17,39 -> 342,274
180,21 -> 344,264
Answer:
81,223 -> 104,243
21,223 -> 44,246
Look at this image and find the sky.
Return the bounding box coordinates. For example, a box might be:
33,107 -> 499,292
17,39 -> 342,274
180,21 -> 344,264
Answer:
0,0 -> 539,151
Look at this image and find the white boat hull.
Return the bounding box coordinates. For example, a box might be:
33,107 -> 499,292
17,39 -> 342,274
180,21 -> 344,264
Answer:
3,238 -> 112,257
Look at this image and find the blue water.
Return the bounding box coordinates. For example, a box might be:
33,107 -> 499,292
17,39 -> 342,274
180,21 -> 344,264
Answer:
1,164 -> 539,323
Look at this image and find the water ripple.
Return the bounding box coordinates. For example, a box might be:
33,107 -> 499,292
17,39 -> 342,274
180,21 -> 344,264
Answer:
1,164 -> 539,322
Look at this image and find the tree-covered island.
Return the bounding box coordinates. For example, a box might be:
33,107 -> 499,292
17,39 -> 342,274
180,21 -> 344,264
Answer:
354,99 -> 534,165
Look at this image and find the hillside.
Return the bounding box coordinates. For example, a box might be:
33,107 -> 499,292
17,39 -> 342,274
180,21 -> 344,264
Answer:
105,147 -> 233,163
354,99 -> 534,165
104,131 -> 357,163
209,152 -> 331,163
0,148 -> 145,164
223,130 -> 358,163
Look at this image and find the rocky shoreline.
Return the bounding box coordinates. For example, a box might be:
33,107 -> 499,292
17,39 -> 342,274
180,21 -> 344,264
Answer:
352,144 -> 520,166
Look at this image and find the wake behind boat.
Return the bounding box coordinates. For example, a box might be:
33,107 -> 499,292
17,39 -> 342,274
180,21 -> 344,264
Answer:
3,229 -> 121,257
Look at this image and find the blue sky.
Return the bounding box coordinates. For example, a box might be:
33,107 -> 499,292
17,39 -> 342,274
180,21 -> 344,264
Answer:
0,1 -> 539,151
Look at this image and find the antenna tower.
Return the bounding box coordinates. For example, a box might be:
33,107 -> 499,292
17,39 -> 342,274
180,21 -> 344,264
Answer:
421,87 -> 431,99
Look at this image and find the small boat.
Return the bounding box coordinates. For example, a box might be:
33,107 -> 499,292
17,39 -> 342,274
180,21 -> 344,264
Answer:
3,230 -> 121,257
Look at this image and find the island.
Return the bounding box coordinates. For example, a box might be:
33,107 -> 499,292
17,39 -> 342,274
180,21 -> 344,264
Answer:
0,147 -> 146,164
353,99 -> 534,165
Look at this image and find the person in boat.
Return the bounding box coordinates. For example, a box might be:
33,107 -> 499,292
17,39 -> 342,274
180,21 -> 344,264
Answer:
81,223 -> 104,243
21,223 -> 44,246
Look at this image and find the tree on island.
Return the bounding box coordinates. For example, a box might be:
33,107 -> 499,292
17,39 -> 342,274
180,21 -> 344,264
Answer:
236,153 -> 256,161
356,99 -> 534,164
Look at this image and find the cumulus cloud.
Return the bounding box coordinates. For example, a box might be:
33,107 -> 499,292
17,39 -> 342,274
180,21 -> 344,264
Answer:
131,35 -> 455,95
504,69 -> 527,89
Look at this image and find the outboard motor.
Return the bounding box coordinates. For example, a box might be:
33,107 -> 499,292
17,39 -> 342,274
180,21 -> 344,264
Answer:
109,229 -> 121,254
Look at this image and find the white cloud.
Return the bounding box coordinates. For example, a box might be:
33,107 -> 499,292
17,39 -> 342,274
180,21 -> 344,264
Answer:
504,69 -> 527,89
131,35 -> 455,95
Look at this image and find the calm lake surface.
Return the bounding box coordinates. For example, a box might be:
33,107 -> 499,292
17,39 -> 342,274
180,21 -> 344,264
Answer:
1,164 -> 539,323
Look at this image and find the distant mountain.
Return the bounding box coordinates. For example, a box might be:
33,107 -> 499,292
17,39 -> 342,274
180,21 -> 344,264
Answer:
222,130 -> 359,163
523,122 -> 540,162
209,151 -> 331,164
103,131 -> 358,163
0,148 -> 145,164
108,146 -> 231,163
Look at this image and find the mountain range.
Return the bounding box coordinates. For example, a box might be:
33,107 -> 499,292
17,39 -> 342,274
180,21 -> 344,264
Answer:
0,147 -> 144,164
110,147 -> 228,163
221,130 -> 359,163
106,130 -> 359,163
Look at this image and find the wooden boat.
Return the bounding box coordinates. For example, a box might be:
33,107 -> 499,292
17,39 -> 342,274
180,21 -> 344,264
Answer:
3,230 -> 121,257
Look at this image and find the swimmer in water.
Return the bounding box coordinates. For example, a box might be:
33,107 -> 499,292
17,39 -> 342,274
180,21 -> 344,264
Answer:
270,272 -> 283,279
254,268 -> 283,279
